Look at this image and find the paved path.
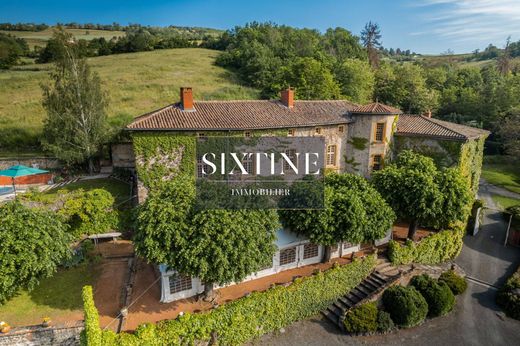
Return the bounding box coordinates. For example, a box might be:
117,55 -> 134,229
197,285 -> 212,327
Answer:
253,183 -> 520,346
480,178 -> 520,200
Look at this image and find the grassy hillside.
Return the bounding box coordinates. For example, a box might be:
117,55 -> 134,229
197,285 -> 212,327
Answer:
0,27 -> 126,49
0,48 -> 259,151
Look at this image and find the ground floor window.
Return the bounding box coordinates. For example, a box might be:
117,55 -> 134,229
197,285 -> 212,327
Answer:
303,243 -> 319,259
279,247 -> 297,265
169,274 -> 192,294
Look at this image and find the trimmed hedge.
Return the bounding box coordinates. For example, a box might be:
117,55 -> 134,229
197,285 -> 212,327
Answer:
410,274 -> 455,317
497,266 -> 520,320
439,270 -> 467,295
81,286 -> 101,346
82,255 -> 376,345
388,225 -> 464,265
343,302 -> 378,334
382,285 -> 428,328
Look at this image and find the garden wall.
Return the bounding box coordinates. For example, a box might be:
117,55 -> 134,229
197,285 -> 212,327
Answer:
0,323 -> 83,346
0,158 -> 60,170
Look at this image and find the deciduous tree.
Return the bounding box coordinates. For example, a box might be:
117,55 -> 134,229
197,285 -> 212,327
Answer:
41,29 -> 109,173
0,202 -> 71,304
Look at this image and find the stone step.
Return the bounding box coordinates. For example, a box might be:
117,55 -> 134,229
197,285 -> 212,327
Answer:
371,272 -> 389,284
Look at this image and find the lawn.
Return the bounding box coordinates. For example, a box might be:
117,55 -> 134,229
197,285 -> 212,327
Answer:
482,156 -> 520,194
492,195 -> 520,210
0,48 -> 259,150
43,178 -> 131,205
0,263 -> 98,327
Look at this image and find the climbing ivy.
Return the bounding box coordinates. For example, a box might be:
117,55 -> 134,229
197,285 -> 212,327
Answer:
348,137 -> 369,150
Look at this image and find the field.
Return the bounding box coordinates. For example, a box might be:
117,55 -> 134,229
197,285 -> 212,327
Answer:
0,27 -> 125,49
0,48 -> 259,151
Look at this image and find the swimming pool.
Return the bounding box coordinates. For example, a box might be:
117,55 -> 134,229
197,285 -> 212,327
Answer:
0,187 -> 13,195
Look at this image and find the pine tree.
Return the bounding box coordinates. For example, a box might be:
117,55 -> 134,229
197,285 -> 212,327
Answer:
361,21 -> 382,69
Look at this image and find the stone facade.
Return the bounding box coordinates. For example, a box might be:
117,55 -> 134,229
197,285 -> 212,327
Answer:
0,158 -> 60,170
111,143 -> 135,169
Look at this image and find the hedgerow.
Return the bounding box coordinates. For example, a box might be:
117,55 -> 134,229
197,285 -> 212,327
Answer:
388,224 -> 465,265
81,286 -> 101,346
81,255 -> 376,345
497,266 -> 520,320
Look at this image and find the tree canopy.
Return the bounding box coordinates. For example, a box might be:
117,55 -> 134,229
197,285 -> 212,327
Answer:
0,202 -> 71,304
372,150 -> 472,239
41,29 -> 109,173
279,173 -> 395,260
134,180 -> 279,296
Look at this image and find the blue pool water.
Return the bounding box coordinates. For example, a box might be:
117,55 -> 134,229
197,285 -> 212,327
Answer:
0,187 -> 13,195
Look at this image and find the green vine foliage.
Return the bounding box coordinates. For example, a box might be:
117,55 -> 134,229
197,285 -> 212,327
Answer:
459,136 -> 486,195
132,132 -> 197,189
83,256 -> 376,346
348,137 -> 369,150
388,224 -> 465,265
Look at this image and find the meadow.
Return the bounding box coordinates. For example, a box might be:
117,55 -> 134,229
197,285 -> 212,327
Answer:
0,27 -> 125,49
0,48 -> 259,151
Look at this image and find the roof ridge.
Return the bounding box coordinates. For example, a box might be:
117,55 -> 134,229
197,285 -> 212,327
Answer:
422,116 -> 466,138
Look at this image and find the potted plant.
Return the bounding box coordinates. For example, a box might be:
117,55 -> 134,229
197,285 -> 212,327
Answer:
42,317 -> 52,327
0,321 -> 11,334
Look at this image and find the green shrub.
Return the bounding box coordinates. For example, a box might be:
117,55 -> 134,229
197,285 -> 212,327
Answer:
497,267 -> 520,320
82,255 -> 376,345
439,270 -> 467,295
388,225 -> 464,265
376,310 -> 395,332
382,285 -> 428,328
410,274 -> 455,317
81,286 -> 101,346
343,302 -> 378,334
59,188 -> 117,237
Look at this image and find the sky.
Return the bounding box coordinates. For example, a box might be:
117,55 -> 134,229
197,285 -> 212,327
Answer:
1,0 -> 519,54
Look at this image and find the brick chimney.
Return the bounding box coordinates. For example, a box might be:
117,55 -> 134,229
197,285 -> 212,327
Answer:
281,88 -> 294,108
180,87 -> 194,111
424,109 -> 432,118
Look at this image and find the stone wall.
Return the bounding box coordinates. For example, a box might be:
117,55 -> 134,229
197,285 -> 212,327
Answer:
346,114 -> 397,177
111,143 -> 135,169
0,158 -> 60,170
0,323 -> 83,346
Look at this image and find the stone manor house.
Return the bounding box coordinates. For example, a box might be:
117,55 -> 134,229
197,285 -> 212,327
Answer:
116,87 -> 489,302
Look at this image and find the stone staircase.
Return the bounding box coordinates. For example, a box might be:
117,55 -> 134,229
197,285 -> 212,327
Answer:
322,259 -> 411,330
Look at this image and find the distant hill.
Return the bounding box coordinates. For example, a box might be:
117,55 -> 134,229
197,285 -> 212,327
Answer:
0,48 -> 258,152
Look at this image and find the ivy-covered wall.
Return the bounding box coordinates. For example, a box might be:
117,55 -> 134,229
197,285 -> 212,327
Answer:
394,135 -> 486,195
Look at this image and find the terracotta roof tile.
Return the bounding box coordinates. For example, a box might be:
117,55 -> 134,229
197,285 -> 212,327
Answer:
127,100 -> 357,130
351,102 -> 403,115
396,114 -> 490,140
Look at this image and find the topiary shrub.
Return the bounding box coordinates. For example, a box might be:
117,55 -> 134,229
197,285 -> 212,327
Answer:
439,270 -> 467,295
496,267 -> 520,320
376,310 -> 395,332
343,302 -> 378,334
410,274 -> 455,317
382,285 -> 428,328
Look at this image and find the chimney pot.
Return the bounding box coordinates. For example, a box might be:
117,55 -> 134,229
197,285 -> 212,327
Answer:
180,87 -> 194,111
424,110 -> 432,118
281,88 -> 294,108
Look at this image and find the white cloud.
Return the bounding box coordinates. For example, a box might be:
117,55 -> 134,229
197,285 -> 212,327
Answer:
411,0 -> 520,47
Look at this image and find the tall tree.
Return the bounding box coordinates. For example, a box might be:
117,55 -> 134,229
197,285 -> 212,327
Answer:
497,109 -> 520,159
334,58 -> 375,103
41,29 -> 108,173
372,151 -> 443,240
134,180 -> 279,300
497,36 -> 512,76
0,202 -> 71,304
361,21 -> 382,69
